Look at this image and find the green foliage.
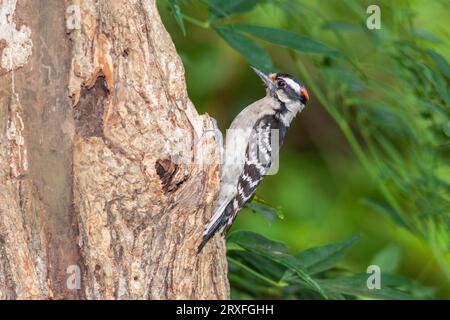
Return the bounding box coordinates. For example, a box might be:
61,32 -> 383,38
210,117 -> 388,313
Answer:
228,231 -> 432,299
158,0 -> 449,299
371,244 -> 402,274
315,274 -> 433,300
233,25 -> 345,59
295,236 -> 360,275
213,26 -> 273,71
244,202 -> 279,222
362,198 -> 412,232
245,194 -> 284,222
208,0 -> 267,19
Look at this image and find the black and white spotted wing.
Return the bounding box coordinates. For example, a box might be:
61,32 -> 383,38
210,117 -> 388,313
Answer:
223,114 -> 287,231
197,114 -> 288,253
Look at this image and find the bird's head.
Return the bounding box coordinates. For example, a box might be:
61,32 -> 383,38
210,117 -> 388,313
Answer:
251,67 -> 309,106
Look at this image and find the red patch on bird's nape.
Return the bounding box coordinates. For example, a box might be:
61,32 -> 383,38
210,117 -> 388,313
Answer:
270,73 -> 277,81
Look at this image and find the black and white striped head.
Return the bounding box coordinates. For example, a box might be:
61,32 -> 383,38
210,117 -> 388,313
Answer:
251,67 -> 309,106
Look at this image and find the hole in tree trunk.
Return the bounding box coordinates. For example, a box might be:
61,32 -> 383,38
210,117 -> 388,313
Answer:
155,159 -> 187,193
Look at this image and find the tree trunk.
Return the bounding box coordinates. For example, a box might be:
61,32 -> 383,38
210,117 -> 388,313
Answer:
0,0 -> 229,299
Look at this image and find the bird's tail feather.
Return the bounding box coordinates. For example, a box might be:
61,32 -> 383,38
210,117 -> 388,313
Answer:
197,200 -> 233,254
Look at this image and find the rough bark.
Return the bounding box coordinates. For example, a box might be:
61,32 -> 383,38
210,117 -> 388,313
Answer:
0,0 -> 229,299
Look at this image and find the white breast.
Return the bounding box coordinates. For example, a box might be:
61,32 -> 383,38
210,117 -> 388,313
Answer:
214,96 -> 275,213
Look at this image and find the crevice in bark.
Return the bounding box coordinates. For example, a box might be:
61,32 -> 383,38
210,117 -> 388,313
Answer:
74,76 -> 109,139
0,234 -> 17,300
0,39 -> 7,76
155,158 -> 188,193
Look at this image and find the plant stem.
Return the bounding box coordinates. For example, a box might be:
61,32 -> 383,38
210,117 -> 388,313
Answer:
182,14 -> 210,29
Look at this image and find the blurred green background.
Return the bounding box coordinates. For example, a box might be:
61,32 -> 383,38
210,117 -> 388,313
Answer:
157,0 -> 449,299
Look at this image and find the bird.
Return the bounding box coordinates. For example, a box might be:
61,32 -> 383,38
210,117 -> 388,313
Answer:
197,67 -> 309,253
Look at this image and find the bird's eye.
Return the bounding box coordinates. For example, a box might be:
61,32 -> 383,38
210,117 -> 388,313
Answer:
277,79 -> 286,88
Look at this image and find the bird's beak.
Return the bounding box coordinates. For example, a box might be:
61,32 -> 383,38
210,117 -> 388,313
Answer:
251,66 -> 276,92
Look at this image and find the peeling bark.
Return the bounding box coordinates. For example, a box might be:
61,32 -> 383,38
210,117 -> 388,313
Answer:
0,0 -> 229,299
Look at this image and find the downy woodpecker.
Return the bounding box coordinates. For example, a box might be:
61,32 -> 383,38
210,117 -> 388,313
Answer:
197,67 -> 309,253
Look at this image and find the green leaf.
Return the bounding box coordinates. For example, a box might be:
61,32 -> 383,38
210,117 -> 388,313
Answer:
169,0 -> 186,36
295,236 -> 360,275
245,202 -> 277,222
228,273 -> 272,298
371,244 -> 402,274
321,21 -> 359,32
213,26 -> 273,71
381,274 -> 436,299
227,230 -> 288,254
421,62 -> 450,107
413,29 -> 441,43
234,24 -> 344,58
419,98 -> 448,116
443,123 -> 450,137
427,49 -> 450,79
227,231 -> 327,298
318,273 -> 435,300
245,201 -> 283,222
228,250 -> 287,284
317,274 -> 414,300
209,0 -> 265,20
362,198 -> 411,231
